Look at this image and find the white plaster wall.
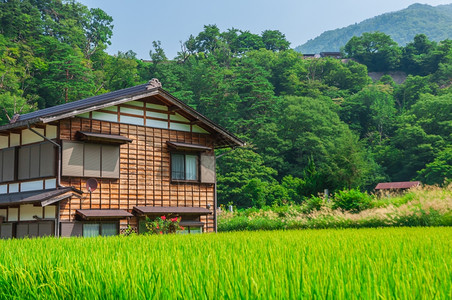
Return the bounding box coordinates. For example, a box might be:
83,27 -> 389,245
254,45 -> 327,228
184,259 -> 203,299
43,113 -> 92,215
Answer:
44,206 -> 56,219
20,204 -> 43,221
8,207 -> 18,221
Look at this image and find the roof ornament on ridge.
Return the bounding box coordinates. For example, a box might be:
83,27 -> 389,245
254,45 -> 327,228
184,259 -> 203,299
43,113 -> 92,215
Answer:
146,78 -> 162,89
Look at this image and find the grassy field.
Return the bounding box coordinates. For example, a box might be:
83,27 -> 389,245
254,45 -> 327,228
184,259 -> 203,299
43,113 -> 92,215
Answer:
0,227 -> 450,299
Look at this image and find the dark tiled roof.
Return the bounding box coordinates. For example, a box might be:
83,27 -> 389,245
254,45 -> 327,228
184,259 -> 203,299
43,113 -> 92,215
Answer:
375,181 -> 421,190
17,84 -> 149,123
76,209 -> 133,219
133,206 -> 212,216
0,187 -> 82,206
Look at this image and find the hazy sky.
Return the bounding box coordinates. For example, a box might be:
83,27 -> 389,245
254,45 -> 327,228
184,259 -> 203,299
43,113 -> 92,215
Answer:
78,0 -> 452,59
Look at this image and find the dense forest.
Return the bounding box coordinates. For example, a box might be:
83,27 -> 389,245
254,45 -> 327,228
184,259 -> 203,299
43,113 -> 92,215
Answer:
296,3 -> 452,53
0,0 -> 451,208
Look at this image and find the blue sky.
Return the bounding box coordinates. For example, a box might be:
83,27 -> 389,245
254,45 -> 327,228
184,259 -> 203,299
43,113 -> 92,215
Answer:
78,0 -> 452,59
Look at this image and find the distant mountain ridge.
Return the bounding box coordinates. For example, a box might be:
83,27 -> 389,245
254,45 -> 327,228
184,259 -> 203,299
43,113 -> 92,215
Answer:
295,3 -> 452,54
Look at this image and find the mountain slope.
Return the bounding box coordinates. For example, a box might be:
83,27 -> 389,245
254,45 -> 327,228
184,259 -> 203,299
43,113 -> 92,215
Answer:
296,3 -> 452,54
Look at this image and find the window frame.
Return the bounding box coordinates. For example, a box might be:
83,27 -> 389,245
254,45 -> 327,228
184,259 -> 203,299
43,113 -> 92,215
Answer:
82,222 -> 119,237
0,146 -> 17,183
170,152 -> 200,183
62,140 -> 120,179
177,225 -> 203,234
17,142 -> 56,181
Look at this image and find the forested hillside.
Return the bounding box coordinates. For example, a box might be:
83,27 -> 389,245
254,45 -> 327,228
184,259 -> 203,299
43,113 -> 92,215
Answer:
296,3 -> 452,53
1,1 -> 451,208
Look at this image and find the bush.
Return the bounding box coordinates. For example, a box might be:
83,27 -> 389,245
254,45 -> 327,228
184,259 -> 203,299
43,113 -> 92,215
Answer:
302,196 -> 324,213
332,188 -> 373,213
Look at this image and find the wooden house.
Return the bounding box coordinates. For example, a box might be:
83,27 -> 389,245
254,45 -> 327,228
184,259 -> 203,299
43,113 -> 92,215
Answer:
0,79 -> 244,238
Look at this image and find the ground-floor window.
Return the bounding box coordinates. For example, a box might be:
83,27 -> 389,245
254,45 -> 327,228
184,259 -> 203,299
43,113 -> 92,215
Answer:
178,226 -> 202,234
83,223 -> 118,237
138,219 -> 203,234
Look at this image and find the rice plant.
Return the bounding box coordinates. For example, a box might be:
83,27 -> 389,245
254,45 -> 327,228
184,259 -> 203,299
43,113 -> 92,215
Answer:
0,227 -> 450,299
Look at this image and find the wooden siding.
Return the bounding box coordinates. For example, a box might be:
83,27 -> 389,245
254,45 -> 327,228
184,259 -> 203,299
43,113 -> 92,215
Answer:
59,113 -> 216,232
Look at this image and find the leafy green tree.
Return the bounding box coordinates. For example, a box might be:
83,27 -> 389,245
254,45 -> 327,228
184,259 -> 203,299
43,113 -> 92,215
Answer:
389,124 -> 441,181
321,58 -> 370,93
39,37 -> 94,106
417,147 -> 452,185
82,7 -> 113,59
281,175 -> 306,204
216,148 -> 277,207
409,93 -> 452,141
195,24 -> 221,54
101,51 -> 140,92
262,30 -> 290,51
0,92 -> 35,125
394,75 -> 437,110
238,178 -> 268,208
149,40 -> 167,63
401,34 -> 439,75
235,31 -> 264,54
0,0 -> 42,40
341,84 -> 396,143
278,96 -> 376,192
343,32 -> 402,71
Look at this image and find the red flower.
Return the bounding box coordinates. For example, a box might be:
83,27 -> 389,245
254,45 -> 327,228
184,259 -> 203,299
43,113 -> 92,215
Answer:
156,225 -> 159,229
161,216 -> 166,220
159,231 -> 163,235
171,217 -> 178,222
180,226 -> 185,230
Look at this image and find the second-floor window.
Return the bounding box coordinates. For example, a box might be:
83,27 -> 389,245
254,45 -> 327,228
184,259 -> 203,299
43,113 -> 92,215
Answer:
62,141 -> 120,179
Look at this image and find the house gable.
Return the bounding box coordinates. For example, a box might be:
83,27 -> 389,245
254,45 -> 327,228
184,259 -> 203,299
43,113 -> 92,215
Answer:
74,97 -> 209,135
1,80 -> 243,149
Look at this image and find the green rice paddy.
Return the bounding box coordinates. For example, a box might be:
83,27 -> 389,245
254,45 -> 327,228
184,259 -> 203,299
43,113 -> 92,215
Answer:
0,227 -> 450,299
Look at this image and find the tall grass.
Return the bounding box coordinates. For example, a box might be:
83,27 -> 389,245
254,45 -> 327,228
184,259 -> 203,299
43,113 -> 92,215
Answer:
219,186 -> 452,231
0,227 -> 450,299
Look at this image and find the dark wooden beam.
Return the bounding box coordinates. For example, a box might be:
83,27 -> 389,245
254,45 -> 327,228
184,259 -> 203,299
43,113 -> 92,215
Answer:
168,105 -> 180,112
190,120 -> 202,125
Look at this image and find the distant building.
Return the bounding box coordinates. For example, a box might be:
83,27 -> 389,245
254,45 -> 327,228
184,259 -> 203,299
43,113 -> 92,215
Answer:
302,52 -> 343,59
375,181 -> 421,191
319,52 -> 342,59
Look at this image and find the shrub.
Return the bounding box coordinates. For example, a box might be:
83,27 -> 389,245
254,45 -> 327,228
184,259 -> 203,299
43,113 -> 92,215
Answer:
239,178 -> 268,208
145,216 -> 183,234
302,196 -> 324,213
332,188 -> 373,213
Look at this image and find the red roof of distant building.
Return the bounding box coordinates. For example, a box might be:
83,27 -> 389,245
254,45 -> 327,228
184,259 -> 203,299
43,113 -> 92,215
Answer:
375,181 -> 421,190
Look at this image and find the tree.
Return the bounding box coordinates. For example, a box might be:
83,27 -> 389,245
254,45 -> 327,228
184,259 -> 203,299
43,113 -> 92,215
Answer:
394,75 -> 437,110
195,24 -> 221,54
216,148 -> 277,207
262,30 -> 290,51
401,34 -> 438,75
278,96 -> 376,192
101,51 -> 140,92
417,147 -> 452,185
340,84 -> 396,143
39,37 -> 94,106
235,31 -> 264,54
321,58 -> 370,93
343,32 -> 402,71
149,40 -> 167,63
82,7 -> 113,59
